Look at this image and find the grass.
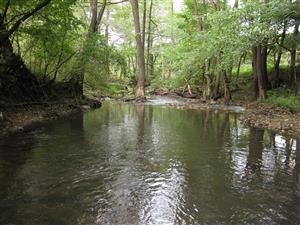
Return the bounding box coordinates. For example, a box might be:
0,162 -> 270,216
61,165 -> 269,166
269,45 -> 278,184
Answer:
262,87 -> 300,110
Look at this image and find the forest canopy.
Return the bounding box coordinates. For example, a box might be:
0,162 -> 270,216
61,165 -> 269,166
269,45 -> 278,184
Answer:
0,0 -> 299,105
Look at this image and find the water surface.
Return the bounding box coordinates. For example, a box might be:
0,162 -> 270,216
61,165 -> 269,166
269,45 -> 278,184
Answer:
0,101 -> 299,225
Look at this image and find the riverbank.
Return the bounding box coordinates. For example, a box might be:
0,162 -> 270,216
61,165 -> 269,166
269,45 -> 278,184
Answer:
0,98 -> 101,135
241,102 -> 300,138
120,92 -> 300,137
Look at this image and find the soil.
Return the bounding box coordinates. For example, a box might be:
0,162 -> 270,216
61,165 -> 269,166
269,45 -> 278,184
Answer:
0,98 -> 101,136
241,103 -> 300,138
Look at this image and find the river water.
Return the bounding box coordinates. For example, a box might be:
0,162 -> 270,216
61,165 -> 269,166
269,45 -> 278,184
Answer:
0,100 -> 299,225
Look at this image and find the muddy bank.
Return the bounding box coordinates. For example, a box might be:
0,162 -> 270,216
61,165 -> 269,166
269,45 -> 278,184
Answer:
241,103 -> 300,138
0,98 -> 101,135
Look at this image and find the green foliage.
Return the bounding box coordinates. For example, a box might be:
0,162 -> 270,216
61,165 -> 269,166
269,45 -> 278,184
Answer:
263,88 -> 300,110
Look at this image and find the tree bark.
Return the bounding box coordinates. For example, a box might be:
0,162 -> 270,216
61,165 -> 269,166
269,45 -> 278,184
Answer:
203,62 -> 212,100
261,45 -> 271,90
236,52 -> 245,82
234,0 -> 238,8
256,45 -> 266,100
142,0 -> 147,48
291,22 -> 299,95
274,22 -> 287,81
252,46 -> 259,99
252,45 -> 268,100
130,0 -> 146,97
89,0 -> 107,33
223,70 -> 231,104
193,0 -> 202,31
146,0 -> 153,80
0,1 -> 52,102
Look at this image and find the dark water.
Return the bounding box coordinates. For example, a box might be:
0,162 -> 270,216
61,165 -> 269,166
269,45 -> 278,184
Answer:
0,101 -> 300,225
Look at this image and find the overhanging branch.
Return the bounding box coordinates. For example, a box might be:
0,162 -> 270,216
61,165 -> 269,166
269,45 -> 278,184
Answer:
7,0 -> 52,37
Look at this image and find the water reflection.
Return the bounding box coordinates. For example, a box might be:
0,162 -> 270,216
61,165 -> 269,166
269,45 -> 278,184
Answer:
0,102 -> 300,225
247,128 -> 264,174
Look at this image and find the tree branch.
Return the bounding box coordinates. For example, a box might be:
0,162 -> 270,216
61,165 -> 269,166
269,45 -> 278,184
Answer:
7,0 -> 52,37
2,0 -> 10,20
96,0 -> 107,30
108,0 -> 128,5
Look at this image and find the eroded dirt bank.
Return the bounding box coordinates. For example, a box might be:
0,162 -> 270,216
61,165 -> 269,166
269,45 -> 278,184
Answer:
0,98 -> 101,135
241,103 -> 300,138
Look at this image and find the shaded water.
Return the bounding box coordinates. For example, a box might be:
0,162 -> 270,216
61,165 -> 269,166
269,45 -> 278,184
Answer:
0,101 -> 300,225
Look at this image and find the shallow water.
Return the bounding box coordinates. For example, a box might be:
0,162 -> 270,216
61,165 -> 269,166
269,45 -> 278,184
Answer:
0,101 -> 299,225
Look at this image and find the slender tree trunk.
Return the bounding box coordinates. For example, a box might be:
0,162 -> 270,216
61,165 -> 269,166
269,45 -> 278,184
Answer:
105,9 -> 110,43
146,0 -> 153,80
223,70 -> 231,104
170,0 -> 175,45
291,22 -> 299,95
274,22 -> 287,81
142,0 -> 147,48
130,0 -> 146,97
203,62 -> 212,99
252,46 -> 259,99
236,52 -> 245,82
213,54 -> 221,98
234,0 -> 238,8
89,0 -> 107,33
257,45 -> 266,100
262,45 -> 271,90
193,0 -> 202,31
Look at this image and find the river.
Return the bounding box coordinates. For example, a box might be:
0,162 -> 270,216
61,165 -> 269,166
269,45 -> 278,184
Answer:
0,100 -> 299,225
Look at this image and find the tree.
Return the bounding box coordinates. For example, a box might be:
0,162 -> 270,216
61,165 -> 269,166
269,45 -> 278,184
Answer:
130,0 -> 146,97
0,0 -> 52,100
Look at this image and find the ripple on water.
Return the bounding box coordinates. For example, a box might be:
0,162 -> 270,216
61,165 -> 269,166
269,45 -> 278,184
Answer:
0,102 -> 299,225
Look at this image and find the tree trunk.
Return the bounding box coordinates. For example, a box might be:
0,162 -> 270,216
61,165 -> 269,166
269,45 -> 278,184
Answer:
213,71 -> 221,98
142,0 -> 147,48
223,70 -> 231,104
252,45 -> 267,100
274,22 -> 287,82
130,0 -> 146,97
0,0 -> 53,102
170,0 -> 175,45
203,62 -> 212,100
291,22 -> 299,95
146,0 -> 153,80
89,0 -> 107,33
261,46 -> 271,90
252,46 -> 259,99
256,45 -> 266,100
234,0 -> 238,8
235,52 -> 245,83
193,0 -> 202,31
0,34 -> 42,102
105,9 -> 110,43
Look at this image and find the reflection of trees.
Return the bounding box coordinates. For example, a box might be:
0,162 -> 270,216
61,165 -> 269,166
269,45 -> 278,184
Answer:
284,138 -> 293,166
294,139 -> 300,181
136,104 -> 145,144
0,133 -> 34,203
247,128 -> 264,174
